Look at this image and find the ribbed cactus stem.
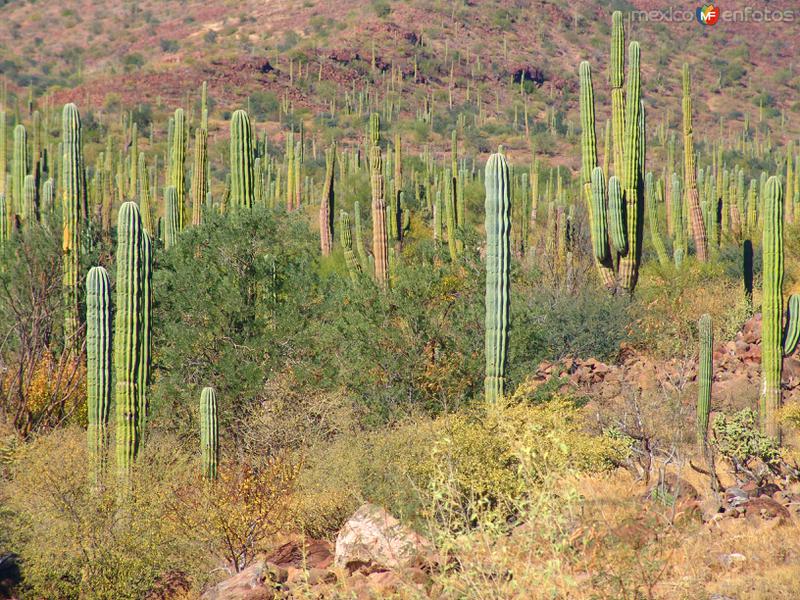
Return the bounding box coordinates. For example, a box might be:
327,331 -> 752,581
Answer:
12,124 -> 27,227
340,211 -> 361,283
191,127 -> 208,226
137,231 -> 152,435
138,153 -> 154,236
784,294 -> 800,356
22,174 -> 35,225
319,144 -> 335,256
608,176 -> 626,254
610,11 -> 625,179
164,186 -> 179,249
445,168 -> 458,260
62,104 -> 82,351
618,42 -> 642,293
171,108 -> 186,228
369,114 -> 389,289
646,173 -> 670,267
86,266 -> 112,479
682,64 -> 708,261
230,110 -> 254,209
115,202 -> 144,475
484,150 -> 511,404
697,313 -> 712,447
200,387 -> 219,480
760,176 -> 783,439
353,200 -> 369,271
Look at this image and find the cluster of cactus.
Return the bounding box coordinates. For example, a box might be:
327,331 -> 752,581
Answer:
484,149 -> 511,403
580,12 -> 644,293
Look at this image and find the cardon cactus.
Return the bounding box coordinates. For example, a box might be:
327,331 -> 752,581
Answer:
62,104 -> 82,350
697,313 -> 712,447
171,108 -> 187,228
12,124 -> 27,227
369,114 -> 389,289
229,110 -> 254,209
319,144 -> 335,256
784,294 -> 800,356
137,231 -> 152,435
353,200 -> 369,271
164,186 -> 179,249
115,201 -> 144,474
646,173 -> 670,267
760,176 -> 783,439
86,266 -> 112,478
610,11 -> 625,179
22,174 -> 36,225
138,153 -> 154,236
608,175 -> 626,254
339,210 -> 361,283
200,387 -> 219,480
484,149 -> 511,403
682,64 -> 708,261
191,127 -> 208,225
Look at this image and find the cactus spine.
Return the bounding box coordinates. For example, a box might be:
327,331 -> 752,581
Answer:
164,186 -> 179,249
484,150 -> 511,404
115,202 -> 144,474
62,104 -> 82,350
200,387 -> 219,480
86,266 -> 112,477
369,114 -> 389,289
697,313 -> 712,447
229,110 -> 254,209
319,144 -> 335,256
682,64 -> 708,261
760,176 -> 783,438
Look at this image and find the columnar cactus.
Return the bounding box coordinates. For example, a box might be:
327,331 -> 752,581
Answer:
0,107 -> 5,200
11,124 -> 28,228
86,266 -> 112,478
682,64 -> 708,261
22,174 -> 35,225
484,149 -> 511,404
115,202 -> 144,474
62,104 -> 82,350
164,186 -> 179,249
319,144 -> 335,256
369,114 -> 389,289
784,294 -> 800,356
138,153 -> 154,236
608,176 -> 626,254
339,210 -> 361,283
129,122 -> 138,199
697,313 -> 712,447
617,42 -> 642,293
445,168 -> 458,260
353,200 -> 369,271
170,108 -> 187,228
137,231 -> 152,435
610,11 -> 625,179
646,173 -> 670,267
761,176 -> 783,439
200,387 -> 219,480
191,127 -> 208,225
671,173 -> 685,266
580,61 -> 615,288
229,110 -> 254,209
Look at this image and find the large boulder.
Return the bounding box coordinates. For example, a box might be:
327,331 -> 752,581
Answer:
334,503 -> 434,573
201,560 -> 287,600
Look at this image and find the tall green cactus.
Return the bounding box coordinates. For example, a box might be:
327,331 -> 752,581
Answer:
164,186 -> 179,249
761,176 -> 783,439
137,231 -> 152,435
200,387 -> 219,480
784,294 -> 800,356
369,114 -> 389,289
0,107 -> 5,201
11,124 -> 28,228
138,153 -> 154,236
618,42 -> 642,293
170,108 -> 186,228
319,144 -> 335,256
682,64 -> 708,261
608,175 -> 626,254
580,61 -> 615,288
484,150 -> 511,404
115,202 -> 144,474
62,104 -> 82,350
191,127 -> 208,225
353,200 -> 369,271
22,174 -> 35,225
444,168 -> 458,260
86,266 -> 112,478
646,173 -> 670,267
340,210 -> 361,283
229,110 -> 254,209
697,313 -> 712,447
610,11 -> 625,179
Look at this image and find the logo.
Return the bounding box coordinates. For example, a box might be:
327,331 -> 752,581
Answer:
696,4 -> 720,25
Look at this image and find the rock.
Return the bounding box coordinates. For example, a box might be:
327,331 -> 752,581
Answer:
201,560 -> 286,600
743,496 -> 791,525
264,538 -> 333,570
718,552 -> 747,570
334,503 -> 434,573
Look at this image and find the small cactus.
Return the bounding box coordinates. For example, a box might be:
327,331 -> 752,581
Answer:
697,314 -> 712,447
200,387 -> 219,480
